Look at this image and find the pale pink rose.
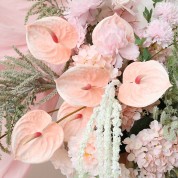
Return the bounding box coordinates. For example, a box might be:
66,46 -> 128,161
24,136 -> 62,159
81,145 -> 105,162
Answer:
121,104 -> 142,132
11,110 -> 64,163
124,120 -> 178,178
68,132 -> 99,176
144,19 -> 174,48
51,146 -> 75,178
57,102 -> 93,141
92,14 -> 139,63
26,17 -> 78,64
55,66 -> 110,107
118,60 -> 172,107
154,2 -> 178,27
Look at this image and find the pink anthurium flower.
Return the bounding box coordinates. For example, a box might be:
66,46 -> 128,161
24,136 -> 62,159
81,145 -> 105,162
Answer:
11,110 -> 64,164
118,60 -> 172,107
55,66 -> 110,107
26,17 -> 78,65
57,102 -> 93,141
92,13 -> 139,62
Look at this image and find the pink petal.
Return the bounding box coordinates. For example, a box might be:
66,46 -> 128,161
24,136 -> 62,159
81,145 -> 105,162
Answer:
26,17 -> 78,64
119,43 -> 140,61
11,110 -> 64,163
57,102 -> 93,141
50,147 -> 75,177
55,66 -> 110,107
118,60 -> 172,107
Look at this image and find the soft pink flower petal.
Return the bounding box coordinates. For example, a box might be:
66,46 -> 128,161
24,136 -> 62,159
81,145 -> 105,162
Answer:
51,147 -> 75,178
55,66 -> 110,107
92,13 -> 135,56
26,17 -> 78,64
118,60 -> 172,107
11,110 -> 64,163
57,102 -> 93,141
119,43 -> 139,61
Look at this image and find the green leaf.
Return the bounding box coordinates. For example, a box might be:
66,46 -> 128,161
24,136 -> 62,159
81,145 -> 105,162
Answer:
135,34 -> 146,46
143,7 -> 153,23
152,0 -> 164,7
139,48 -> 152,61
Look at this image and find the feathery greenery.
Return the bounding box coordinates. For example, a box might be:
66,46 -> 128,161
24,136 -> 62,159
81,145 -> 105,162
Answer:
0,47 -> 59,150
25,0 -> 65,24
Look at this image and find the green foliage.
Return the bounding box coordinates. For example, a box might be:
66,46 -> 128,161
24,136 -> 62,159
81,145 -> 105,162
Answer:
0,47 -> 58,148
143,7 -> 153,23
139,48 -> 152,61
135,34 -> 146,46
25,0 -> 64,24
152,0 -> 164,7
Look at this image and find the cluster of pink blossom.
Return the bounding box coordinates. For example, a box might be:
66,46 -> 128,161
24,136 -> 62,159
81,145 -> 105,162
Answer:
68,132 -> 99,177
124,120 -> 178,178
144,1 -> 178,49
121,104 -> 142,132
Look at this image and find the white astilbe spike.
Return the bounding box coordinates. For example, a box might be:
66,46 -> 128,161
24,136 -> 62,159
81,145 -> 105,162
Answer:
112,99 -> 122,178
77,106 -> 100,178
78,80 -> 122,178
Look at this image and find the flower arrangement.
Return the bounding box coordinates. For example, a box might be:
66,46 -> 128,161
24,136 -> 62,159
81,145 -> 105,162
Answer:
0,0 -> 178,178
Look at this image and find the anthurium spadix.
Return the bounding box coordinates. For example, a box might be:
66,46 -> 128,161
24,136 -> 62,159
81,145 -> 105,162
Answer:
26,17 -> 78,65
118,60 -> 172,107
11,110 -> 64,163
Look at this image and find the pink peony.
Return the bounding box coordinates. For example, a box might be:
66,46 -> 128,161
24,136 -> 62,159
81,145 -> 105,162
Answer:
154,2 -> 178,27
144,19 -> 174,48
124,120 -> 178,178
92,14 -> 139,61
121,104 -> 142,132
68,132 -> 99,176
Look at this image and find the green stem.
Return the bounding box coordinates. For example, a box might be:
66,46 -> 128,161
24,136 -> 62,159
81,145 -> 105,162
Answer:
150,41 -> 178,60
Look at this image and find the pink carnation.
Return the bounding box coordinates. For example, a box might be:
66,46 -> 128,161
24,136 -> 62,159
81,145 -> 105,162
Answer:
124,120 -> 178,178
154,2 -> 178,26
121,104 -> 142,132
68,132 -> 99,177
145,19 -> 174,48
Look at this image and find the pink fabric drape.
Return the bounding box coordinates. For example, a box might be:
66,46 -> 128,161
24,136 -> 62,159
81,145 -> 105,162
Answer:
0,1 -> 59,177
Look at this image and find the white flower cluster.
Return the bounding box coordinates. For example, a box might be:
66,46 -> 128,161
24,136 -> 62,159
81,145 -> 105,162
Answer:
78,80 -> 122,178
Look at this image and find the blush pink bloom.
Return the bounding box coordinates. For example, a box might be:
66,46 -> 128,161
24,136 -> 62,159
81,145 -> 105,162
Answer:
154,2 -> 178,27
144,19 -> 174,48
55,66 -> 110,107
51,146 -> 75,178
26,17 -> 78,64
57,102 -> 93,141
68,132 -> 99,176
11,110 -> 64,163
92,13 -> 139,61
121,104 -> 142,132
66,0 -> 102,25
118,60 -> 172,107
73,45 -> 119,78
124,120 -> 178,178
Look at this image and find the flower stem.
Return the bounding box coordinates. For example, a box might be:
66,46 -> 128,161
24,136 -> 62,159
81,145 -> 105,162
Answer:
56,106 -> 86,124
0,106 -> 86,140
